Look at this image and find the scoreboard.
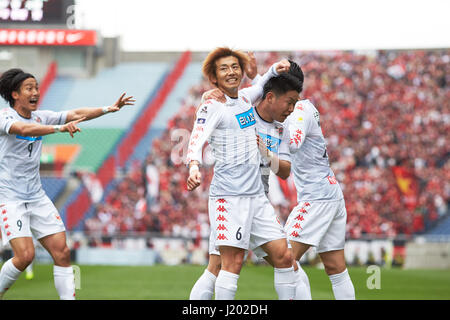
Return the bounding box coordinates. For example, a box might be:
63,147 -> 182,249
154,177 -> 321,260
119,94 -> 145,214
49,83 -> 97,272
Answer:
0,0 -> 74,25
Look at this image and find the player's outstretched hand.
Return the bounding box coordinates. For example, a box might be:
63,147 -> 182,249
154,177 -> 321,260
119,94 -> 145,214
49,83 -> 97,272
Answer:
61,117 -> 86,138
203,88 -> 226,103
245,51 -> 258,80
109,93 -> 136,112
187,167 -> 202,191
275,59 -> 291,74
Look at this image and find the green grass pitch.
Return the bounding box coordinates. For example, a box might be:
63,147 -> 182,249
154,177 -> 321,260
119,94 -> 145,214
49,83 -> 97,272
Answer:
2,264 -> 450,300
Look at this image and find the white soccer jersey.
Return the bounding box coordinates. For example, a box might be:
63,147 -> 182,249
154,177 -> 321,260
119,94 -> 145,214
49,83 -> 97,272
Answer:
287,99 -> 343,202
254,107 -> 291,194
0,107 -> 67,202
186,63 -> 280,197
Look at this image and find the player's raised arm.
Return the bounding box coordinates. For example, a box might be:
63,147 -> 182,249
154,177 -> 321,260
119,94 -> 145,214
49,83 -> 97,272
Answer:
244,52 -> 258,80
242,59 -> 291,103
65,93 -> 135,123
7,116 -> 86,138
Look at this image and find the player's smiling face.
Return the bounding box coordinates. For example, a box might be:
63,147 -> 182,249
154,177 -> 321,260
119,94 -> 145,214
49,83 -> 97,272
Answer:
12,77 -> 40,115
270,90 -> 299,122
212,55 -> 243,97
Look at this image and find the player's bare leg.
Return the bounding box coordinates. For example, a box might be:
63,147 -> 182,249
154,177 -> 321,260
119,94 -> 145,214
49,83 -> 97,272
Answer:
206,254 -> 221,276
39,231 -> 75,300
261,239 -> 296,300
189,254 -> 221,300
319,249 -> 355,300
215,246 -> 245,300
0,237 -> 34,299
9,237 -> 35,270
290,240 -> 312,299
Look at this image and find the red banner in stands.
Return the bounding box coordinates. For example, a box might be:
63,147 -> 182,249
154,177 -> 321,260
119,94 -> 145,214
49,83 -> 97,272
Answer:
0,29 -> 97,46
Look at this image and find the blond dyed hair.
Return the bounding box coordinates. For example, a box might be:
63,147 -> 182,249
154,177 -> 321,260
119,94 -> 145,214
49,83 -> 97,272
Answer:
202,47 -> 249,85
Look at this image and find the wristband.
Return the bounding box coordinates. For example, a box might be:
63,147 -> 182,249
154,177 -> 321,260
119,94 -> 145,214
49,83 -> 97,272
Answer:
189,164 -> 199,175
102,106 -> 110,114
53,125 -> 62,133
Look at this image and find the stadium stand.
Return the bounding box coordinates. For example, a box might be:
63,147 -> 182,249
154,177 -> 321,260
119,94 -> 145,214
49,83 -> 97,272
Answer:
57,52 -> 193,230
40,49 -> 448,240
41,177 -> 67,202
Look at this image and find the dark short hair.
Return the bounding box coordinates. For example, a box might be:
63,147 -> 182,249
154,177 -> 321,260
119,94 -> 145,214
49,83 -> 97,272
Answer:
0,68 -> 35,107
262,60 -> 304,99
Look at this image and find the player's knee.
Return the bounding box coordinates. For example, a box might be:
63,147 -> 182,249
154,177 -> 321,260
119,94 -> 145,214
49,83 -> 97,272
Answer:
279,249 -> 294,268
222,255 -> 244,274
207,257 -> 222,275
16,248 -> 35,268
270,248 -> 293,268
53,245 -> 71,265
324,262 -> 346,275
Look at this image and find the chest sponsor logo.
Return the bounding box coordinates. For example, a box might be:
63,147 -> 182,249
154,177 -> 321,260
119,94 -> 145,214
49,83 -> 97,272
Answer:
258,132 -> 281,153
235,108 -> 255,129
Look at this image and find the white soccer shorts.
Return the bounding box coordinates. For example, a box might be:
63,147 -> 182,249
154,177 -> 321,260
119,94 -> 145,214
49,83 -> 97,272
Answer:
285,199 -> 347,253
208,194 -> 286,255
0,196 -> 66,245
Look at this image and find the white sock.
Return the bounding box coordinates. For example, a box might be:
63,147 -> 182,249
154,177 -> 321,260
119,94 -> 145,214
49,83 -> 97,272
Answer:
215,270 -> 239,300
294,261 -> 312,300
0,259 -> 22,299
54,265 -> 76,300
274,267 -> 296,300
189,269 -> 216,300
329,269 -> 355,300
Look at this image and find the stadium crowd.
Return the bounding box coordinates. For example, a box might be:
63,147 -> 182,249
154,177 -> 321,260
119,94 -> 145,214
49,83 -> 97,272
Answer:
84,49 -> 449,241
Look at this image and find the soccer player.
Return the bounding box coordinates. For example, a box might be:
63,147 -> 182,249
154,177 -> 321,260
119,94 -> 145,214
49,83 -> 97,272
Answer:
191,58 -> 311,300
283,96 -> 356,300
0,68 -> 135,299
186,47 -> 296,300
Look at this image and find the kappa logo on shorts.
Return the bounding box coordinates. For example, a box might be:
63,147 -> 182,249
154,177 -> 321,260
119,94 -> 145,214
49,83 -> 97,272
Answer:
217,233 -> 228,240
298,207 -> 307,214
290,231 -> 300,238
216,199 -> 227,204
217,205 -> 228,213
216,224 -> 228,231
293,223 -> 303,230
295,215 -> 304,221
216,214 -> 228,222
1,209 -> 6,214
